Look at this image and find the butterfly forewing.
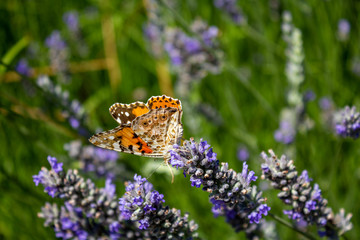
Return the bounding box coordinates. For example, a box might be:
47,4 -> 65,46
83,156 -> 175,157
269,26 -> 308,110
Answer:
89,126 -> 153,156
147,95 -> 182,110
109,102 -> 149,125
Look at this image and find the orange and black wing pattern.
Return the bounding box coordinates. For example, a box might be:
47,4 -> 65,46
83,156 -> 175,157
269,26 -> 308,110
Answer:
89,126 -> 153,155
146,95 -> 182,110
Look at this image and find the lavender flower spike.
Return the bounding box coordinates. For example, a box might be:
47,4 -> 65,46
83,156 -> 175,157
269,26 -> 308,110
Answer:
169,138 -> 269,233
119,174 -> 199,239
34,156 -> 152,238
261,149 -> 353,238
335,105 -> 360,139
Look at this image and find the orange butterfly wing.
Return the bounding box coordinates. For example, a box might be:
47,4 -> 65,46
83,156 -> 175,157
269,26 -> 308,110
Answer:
146,95 -> 182,110
89,126 -> 153,155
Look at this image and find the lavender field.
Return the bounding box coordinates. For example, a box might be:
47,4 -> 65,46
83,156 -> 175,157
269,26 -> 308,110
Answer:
0,0 -> 359,239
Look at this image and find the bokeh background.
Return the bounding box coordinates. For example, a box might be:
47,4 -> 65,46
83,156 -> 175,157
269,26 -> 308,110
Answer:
0,0 -> 359,239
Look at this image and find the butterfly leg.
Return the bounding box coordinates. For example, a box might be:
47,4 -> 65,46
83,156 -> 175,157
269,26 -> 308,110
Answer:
164,156 -> 175,183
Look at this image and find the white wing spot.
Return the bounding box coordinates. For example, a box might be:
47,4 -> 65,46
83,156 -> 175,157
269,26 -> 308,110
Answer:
113,142 -> 120,149
109,136 -> 115,140
121,111 -> 124,114
117,117 -> 121,123
125,112 -> 130,117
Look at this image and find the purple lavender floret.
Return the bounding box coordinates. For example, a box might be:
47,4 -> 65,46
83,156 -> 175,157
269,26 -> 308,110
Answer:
15,58 -> 32,77
214,0 -> 245,25
63,11 -> 79,33
335,106 -> 360,139
337,19 -> 350,41
118,174 -> 199,239
237,146 -> 249,161
274,120 -> 295,144
261,149 -> 353,238
169,138 -> 269,233
45,31 -> 67,50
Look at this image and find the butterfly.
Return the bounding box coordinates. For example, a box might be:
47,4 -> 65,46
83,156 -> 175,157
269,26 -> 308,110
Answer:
89,95 -> 183,160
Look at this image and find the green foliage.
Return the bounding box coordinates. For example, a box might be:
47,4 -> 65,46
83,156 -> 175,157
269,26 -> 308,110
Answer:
0,0 -> 359,239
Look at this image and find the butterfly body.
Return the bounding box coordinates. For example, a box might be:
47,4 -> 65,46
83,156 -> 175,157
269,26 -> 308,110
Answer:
89,95 -> 183,159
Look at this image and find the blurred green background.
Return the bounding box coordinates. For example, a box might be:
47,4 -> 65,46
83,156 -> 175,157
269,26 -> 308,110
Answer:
1,0 -> 359,239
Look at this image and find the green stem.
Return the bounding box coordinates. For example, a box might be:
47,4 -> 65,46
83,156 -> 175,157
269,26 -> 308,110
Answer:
269,213 -> 317,240
0,35 -> 31,75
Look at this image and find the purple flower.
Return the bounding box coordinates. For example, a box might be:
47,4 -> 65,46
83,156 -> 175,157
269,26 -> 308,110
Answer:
247,204 -> 270,224
214,0 -> 245,25
184,37 -> 201,53
104,178 -> 116,199
144,23 -> 159,40
202,26 -> 219,45
63,11 -> 79,32
133,174 -> 146,184
169,149 -> 185,169
15,59 -> 31,77
319,97 -> 333,110
33,171 -> 44,186
335,106 -> 360,139
138,219 -> 149,230
109,221 -> 121,233
47,156 -> 63,173
45,31 -> 67,50
298,170 -> 312,183
144,204 -> 156,213
274,120 -> 295,144
198,140 -> 210,153
69,117 -> 80,129
133,196 -> 143,206
305,200 -> 317,211
149,191 -> 164,204
190,177 -> 203,188
303,90 -> 316,102
206,148 -> 217,162
45,186 -> 58,198
237,146 -> 249,161
338,19 -> 350,41
76,230 -> 88,240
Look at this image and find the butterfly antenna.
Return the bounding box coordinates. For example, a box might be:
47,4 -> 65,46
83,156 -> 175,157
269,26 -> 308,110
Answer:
145,160 -> 162,181
165,160 -> 175,183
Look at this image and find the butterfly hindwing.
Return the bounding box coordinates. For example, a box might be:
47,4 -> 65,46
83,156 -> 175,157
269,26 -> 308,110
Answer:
146,95 -> 182,110
89,126 -> 153,155
131,107 -> 182,158
109,102 -> 149,125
